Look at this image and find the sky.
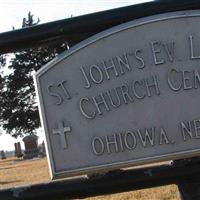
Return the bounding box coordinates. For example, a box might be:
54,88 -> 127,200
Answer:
0,0 -> 152,151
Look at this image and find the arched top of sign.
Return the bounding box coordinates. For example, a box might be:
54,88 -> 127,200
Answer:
36,10 -> 200,78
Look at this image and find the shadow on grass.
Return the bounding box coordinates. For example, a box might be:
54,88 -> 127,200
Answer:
0,180 -> 22,185
0,166 -> 14,170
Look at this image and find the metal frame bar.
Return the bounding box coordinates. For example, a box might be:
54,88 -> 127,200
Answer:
1,161 -> 200,200
1,0 -> 200,53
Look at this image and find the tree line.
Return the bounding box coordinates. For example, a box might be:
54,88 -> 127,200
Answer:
0,12 -> 68,137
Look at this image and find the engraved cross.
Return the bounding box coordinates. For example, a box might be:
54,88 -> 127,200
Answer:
52,121 -> 72,149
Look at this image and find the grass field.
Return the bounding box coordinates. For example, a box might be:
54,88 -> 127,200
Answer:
0,157 -> 181,199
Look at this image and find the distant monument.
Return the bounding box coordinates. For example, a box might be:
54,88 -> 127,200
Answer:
41,141 -> 46,156
23,134 -> 39,159
38,141 -> 46,157
14,142 -> 23,158
1,150 -> 6,160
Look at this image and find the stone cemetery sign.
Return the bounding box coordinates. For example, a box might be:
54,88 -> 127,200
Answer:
35,10 -> 200,179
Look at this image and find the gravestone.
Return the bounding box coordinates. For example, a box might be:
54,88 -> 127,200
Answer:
1,150 -> 6,160
23,134 -> 39,159
14,142 -> 23,158
38,141 -> 46,157
41,141 -> 46,155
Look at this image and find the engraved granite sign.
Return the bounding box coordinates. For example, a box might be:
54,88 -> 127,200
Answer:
35,10 -> 200,179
